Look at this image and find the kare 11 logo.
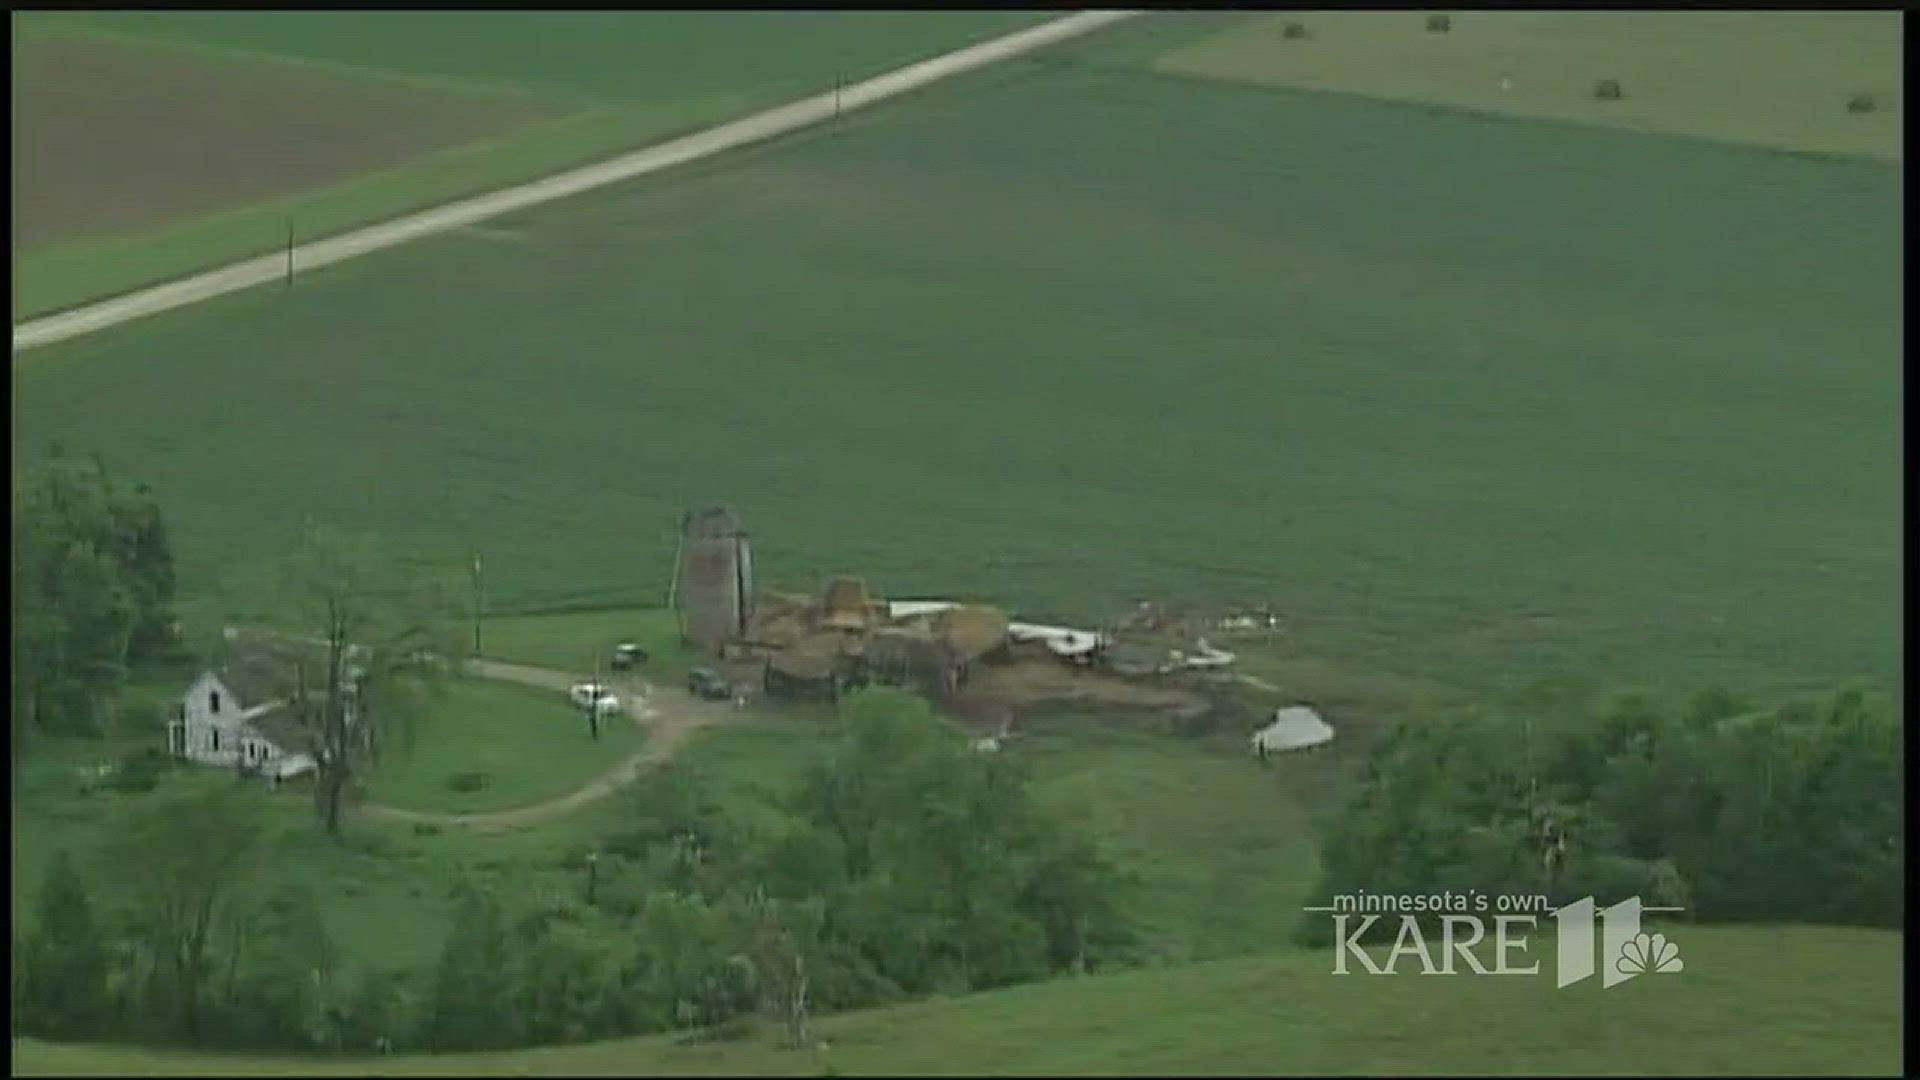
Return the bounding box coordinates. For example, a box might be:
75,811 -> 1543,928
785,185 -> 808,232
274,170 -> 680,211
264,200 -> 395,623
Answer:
1308,892 -> 1685,988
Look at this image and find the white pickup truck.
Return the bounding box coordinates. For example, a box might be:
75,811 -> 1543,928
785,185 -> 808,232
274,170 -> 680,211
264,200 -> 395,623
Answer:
567,682 -> 620,714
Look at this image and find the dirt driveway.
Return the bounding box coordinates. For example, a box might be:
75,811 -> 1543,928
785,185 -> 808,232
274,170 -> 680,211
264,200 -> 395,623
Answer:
361,658 -> 739,832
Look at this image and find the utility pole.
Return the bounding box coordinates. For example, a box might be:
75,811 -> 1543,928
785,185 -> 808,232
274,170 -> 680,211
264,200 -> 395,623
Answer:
284,220 -> 295,290
469,552 -> 483,658
586,651 -> 602,741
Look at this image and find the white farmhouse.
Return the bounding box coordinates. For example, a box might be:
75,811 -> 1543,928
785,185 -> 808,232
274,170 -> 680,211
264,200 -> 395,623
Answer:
166,646 -> 341,781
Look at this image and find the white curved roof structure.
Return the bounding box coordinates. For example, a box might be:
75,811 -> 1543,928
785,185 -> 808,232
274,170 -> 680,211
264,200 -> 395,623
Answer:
889,600 -> 1108,657
1253,706 -> 1335,753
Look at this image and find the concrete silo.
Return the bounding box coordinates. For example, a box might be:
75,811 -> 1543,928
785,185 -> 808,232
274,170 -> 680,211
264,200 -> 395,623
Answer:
674,506 -> 752,653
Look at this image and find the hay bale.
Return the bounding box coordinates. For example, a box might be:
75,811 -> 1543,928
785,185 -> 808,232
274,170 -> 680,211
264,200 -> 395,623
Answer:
1282,21 -> 1308,40
933,604 -> 1010,662
1594,78 -> 1623,101
1847,93 -> 1877,114
1427,14 -> 1451,32
820,575 -> 881,631
821,575 -> 870,612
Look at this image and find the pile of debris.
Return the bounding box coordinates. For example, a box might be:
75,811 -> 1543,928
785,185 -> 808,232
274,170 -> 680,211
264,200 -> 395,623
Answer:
735,577 -> 1009,701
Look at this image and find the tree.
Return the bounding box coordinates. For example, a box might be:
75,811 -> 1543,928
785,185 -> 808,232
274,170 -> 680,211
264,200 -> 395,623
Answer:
11,450 -> 179,751
506,907 -> 627,1046
423,890 -> 516,1049
102,784 -> 263,1044
278,524 -> 456,836
791,687 -> 1132,992
224,884 -> 336,1048
742,892 -> 825,1048
329,969 -> 417,1053
16,851 -> 111,1040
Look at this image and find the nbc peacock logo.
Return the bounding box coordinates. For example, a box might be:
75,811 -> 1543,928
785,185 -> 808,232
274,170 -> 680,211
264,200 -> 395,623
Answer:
1553,896 -> 1687,989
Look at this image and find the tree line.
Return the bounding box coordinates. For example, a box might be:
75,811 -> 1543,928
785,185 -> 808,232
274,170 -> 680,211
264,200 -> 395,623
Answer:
1295,685 -> 1903,945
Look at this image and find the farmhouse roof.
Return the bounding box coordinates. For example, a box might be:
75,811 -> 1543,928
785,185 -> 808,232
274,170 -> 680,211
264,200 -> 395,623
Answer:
215,650 -> 299,710
212,631 -> 363,709
248,710 -> 310,754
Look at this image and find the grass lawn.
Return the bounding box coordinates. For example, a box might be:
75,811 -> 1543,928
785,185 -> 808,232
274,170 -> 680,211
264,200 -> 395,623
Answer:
16,14 -> 1896,713
478,606 -> 688,680
1155,11 -> 1902,162
665,705 -> 1328,965
13,925 -> 1902,1075
11,11 -> 1059,316
1022,713 -> 1324,964
359,676 -> 643,815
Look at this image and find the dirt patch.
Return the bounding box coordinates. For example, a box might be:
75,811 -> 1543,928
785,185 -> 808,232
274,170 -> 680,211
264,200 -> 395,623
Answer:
952,658 -> 1212,732
11,34 -> 560,247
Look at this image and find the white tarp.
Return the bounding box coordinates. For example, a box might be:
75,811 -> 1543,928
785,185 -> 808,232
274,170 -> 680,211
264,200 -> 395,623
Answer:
890,599 -> 1107,657
1177,638 -> 1236,669
1252,706 -> 1334,754
1011,624 -> 1105,657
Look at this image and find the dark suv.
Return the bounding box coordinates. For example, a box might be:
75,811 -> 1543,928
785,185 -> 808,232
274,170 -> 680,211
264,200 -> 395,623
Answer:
687,667 -> 732,701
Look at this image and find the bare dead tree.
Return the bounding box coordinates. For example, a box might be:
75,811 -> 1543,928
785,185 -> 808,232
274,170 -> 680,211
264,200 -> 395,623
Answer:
745,893 -> 813,1049
279,525 -> 456,836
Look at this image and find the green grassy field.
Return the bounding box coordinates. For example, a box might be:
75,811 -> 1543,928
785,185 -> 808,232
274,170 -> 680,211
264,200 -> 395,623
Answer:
1155,12 -> 1901,162
15,16 -> 1898,710
359,676 -> 642,814
12,11 -> 1056,316
479,606 -> 687,678
13,925 -> 1902,1076
11,16 -> 1901,1071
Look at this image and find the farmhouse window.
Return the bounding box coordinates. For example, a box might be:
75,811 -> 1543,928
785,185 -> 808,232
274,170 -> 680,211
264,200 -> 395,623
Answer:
210,690 -> 222,714
211,729 -> 221,752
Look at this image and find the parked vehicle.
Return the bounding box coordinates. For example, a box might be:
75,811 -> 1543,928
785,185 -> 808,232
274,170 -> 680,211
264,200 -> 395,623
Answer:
568,682 -> 620,714
687,667 -> 732,701
609,642 -> 648,671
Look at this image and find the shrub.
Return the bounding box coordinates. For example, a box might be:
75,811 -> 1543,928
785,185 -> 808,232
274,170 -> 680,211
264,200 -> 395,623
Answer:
105,747 -> 171,793
1595,78 -> 1624,101
447,771 -> 489,793
1282,21 -> 1308,39
112,700 -> 167,739
1427,14 -> 1451,32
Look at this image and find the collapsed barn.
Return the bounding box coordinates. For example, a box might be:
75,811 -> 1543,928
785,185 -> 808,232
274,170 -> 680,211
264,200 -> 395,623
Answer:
666,507 -> 1282,725
734,577 -> 1011,701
